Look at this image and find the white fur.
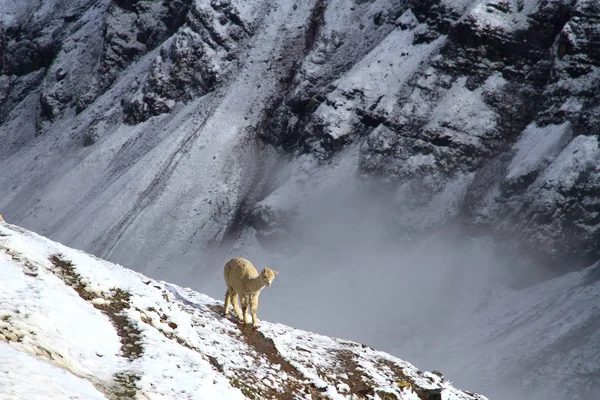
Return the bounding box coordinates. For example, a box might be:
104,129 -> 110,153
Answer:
223,257 -> 278,328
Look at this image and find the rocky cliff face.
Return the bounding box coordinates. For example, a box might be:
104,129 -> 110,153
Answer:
256,0 -> 600,274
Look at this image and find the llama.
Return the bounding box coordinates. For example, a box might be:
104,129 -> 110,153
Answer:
0,214 -> 4,222
223,257 -> 278,328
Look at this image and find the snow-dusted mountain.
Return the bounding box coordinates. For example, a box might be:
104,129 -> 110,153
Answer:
0,221 -> 487,400
2,0 -> 599,281
1,0 -> 600,399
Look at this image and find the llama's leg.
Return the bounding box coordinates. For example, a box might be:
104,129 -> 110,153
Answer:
231,293 -> 244,321
241,295 -> 250,325
250,293 -> 260,328
224,289 -> 232,316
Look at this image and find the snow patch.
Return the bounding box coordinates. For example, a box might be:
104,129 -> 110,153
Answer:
468,0 -> 542,32
0,342 -> 108,400
506,122 -> 572,182
533,134 -> 599,195
426,77 -> 498,143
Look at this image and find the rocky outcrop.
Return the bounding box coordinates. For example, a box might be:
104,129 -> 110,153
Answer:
0,0 -> 91,127
466,0 -> 600,272
257,0 -> 407,155
100,0 -> 192,91
0,0 -> 192,132
123,0 -> 252,124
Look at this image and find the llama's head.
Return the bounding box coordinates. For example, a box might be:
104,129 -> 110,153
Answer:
261,267 -> 279,287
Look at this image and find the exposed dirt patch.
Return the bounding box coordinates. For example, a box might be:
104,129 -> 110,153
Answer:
49,254 -> 142,400
206,303 -> 224,314
377,359 -> 443,400
203,302 -> 317,399
207,355 -> 225,373
332,350 -> 376,397
112,372 -> 141,399
239,325 -> 300,377
202,301 -> 395,399
236,324 -> 308,399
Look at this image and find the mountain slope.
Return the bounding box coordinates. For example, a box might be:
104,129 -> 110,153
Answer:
1,0 -> 599,276
0,221 -> 487,400
393,254 -> 600,400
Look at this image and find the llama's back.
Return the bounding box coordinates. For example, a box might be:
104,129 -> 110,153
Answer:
224,257 -> 258,289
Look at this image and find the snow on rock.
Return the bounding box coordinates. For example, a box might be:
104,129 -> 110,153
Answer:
305,14 -> 446,155
313,24 -> 445,141
425,76 -> 499,147
505,121 -> 572,184
467,0 -> 544,32
522,134 -> 600,214
0,222 -> 487,400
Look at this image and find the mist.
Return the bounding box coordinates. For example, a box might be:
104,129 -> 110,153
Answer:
152,144 -> 598,400
168,152 -> 511,398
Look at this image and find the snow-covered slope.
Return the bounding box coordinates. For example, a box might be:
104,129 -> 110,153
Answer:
0,221 -> 487,400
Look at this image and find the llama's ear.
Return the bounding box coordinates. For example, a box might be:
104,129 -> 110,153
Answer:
273,270 -> 279,275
